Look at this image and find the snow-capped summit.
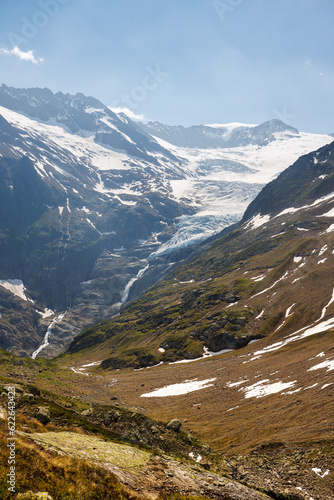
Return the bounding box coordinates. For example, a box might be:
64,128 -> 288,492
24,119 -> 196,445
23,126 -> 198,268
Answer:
0,84 -> 177,165
137,118 -> 299,149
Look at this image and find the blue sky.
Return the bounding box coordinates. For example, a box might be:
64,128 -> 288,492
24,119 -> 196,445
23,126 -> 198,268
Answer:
0,0 -> 333,133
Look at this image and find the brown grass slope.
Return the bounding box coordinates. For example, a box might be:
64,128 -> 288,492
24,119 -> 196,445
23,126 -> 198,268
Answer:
0,375 -> 273,500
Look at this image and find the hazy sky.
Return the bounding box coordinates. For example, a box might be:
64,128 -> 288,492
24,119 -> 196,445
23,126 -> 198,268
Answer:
0,0 -> 333,133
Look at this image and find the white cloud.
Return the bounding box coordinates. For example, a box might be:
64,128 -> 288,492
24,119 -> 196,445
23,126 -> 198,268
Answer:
0,46 -> 44,64
108,106 -> 147,122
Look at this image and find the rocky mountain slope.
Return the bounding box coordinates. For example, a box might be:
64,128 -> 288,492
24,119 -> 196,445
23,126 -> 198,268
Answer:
57,140 -> 334,498
63,140 -> 334,369
0,84 -> 332,359
0,113 -> 333,497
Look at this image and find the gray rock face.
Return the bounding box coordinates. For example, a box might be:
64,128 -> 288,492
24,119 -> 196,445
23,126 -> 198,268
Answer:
0,89 -> 193,357
0,84 -> 177,164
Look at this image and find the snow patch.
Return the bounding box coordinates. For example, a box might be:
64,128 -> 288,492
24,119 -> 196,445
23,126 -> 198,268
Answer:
312,468 -> 330,479
285,304 -> 295,318
246,214 -> 271,229
71,367 -> 90,376
140,378 -> 216,397
250,274 -> 266,281
251,316 -> 334,360
320,287 -> 334,320
226,379 -> 248,388
0,279 -> 32,302
37,308 -> 54,319
319,245 -> 328,256
255,309 -> 264,319
325,223 -> 334,233
252,271 -> 290,298
240,379 -> 296,399
189,452 -> 202,463
308,358 -> 334,372
318,206 -> 334,217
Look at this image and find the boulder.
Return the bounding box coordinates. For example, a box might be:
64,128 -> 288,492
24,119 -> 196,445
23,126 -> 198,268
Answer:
23,393 -> 35,400
36,407 -> 51,425
104,410 -> 121,426
81,407 -> 93,417
166,418 -> 182,432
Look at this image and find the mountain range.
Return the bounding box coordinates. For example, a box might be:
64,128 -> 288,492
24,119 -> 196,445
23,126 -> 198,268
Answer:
0,84 -> 332,359
0,84 -> 333,499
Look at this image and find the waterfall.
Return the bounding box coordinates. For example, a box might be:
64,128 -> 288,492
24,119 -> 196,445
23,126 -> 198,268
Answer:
31,312 -> 66,359
113,262 -> 150,313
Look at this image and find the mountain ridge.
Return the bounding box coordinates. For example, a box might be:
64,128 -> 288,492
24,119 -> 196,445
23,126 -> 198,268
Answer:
137,118 -> 300,149
0,85 -> 333,499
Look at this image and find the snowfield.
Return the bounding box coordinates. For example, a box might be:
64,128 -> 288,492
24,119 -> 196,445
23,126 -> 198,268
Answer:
140,378 -> 217,397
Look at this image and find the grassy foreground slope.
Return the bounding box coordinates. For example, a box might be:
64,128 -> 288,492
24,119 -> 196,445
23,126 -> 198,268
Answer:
0,351 -> 272,500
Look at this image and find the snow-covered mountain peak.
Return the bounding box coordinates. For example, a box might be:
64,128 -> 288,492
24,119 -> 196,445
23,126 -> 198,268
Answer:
137,118 -> 303,150
0,84 -> 179,166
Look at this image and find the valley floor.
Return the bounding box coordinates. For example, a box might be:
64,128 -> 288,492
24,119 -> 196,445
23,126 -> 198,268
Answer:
0,323 -> 333,499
